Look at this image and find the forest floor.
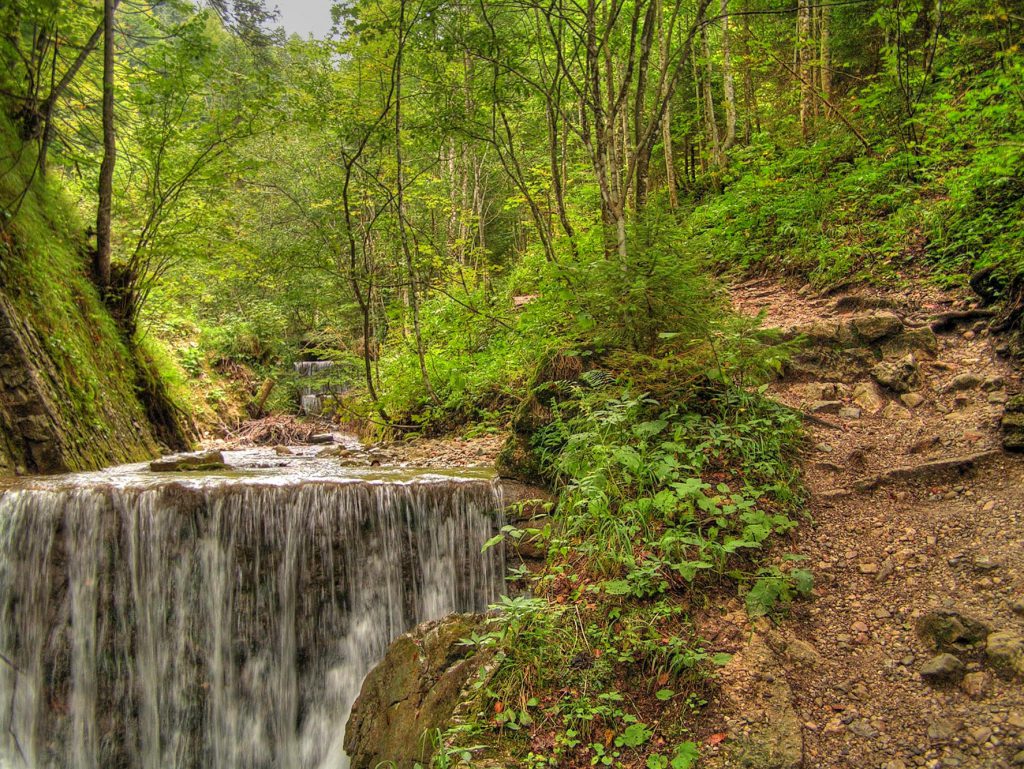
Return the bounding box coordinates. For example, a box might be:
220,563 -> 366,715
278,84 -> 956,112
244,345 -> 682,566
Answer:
700,278 -> 1024,769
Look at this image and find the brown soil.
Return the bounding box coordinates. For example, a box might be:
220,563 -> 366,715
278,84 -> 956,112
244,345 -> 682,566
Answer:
711,279 -> 1024,769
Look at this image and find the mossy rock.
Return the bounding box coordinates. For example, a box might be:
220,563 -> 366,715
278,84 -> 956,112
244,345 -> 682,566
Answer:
986,631 -> 1024,679
1002,395 -> 1024,452
495,434 -> 548,486
344,614 -> 489,769
916,609 -> 991,653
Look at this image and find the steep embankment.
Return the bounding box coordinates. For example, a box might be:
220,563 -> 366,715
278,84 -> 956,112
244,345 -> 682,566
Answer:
0,119 -> 162,474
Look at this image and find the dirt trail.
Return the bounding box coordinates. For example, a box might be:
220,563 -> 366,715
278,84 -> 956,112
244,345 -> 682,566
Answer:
721,279 -> 1024,769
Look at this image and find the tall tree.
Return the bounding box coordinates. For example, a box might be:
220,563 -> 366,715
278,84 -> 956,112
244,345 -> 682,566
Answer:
94,0 -> 118,290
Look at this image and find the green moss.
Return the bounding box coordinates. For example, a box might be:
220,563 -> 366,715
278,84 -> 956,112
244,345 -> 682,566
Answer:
0,113 -> 160,472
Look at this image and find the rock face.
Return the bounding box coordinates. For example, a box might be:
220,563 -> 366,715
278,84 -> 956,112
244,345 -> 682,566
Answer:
1,294 -> 162,474
345,614 -> 488,769
0,176 -> 169,475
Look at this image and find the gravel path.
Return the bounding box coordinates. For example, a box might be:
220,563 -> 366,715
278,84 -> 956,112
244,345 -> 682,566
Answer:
719,279 -> 1024,769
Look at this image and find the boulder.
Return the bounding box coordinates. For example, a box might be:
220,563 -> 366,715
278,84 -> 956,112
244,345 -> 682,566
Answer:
344,614 -> 489,769
150,450 -> 229,472
881,327 -> 938,358
791,319 -> 855,346
809,400 -> 843,414
851,312 -> 903,342
852,381 -> 886,414
1002,395 -> 1024,452
943,373 -> 983,393
881,402 -> 912,421
920,653 -> 965,685
916,609 -> 990,652
901,392 -> 926,409
871,355 -> 919,394
985,631 -> 1024,679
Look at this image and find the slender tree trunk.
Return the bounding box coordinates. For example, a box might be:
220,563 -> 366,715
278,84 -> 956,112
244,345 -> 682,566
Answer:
663,100 -> 678,208
699,13 -> 723,167
657,0 -> 678,207
796,0 -> 813,139
94,0 -> 117,291
741,0 -> 758,140
394,0 -> 440,406
721,0 -> 737,149
820,1 -> 832,117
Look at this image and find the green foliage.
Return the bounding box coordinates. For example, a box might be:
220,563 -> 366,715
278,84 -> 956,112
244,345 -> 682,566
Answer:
444,332 -> 805,764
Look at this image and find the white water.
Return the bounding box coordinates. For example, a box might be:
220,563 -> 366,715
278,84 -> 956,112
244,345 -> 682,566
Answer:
0,461 -> 504,769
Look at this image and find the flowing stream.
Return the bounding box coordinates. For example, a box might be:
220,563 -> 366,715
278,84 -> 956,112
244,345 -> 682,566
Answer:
0,450 -> 504,769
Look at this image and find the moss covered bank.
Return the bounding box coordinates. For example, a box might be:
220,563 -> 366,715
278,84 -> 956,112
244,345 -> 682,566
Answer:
0,116 -> 174,475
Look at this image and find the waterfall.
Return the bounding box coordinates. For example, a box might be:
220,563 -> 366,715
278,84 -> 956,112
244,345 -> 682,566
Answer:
0,475 -> 504,769
294,362 -> 339,416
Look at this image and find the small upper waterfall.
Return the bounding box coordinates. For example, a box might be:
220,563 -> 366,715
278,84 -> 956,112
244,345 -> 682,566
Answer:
294,362 -> 341,416
0,456 -> 504,769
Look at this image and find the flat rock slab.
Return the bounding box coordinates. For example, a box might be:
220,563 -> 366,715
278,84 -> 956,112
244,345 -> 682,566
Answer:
150,450 -> 229,472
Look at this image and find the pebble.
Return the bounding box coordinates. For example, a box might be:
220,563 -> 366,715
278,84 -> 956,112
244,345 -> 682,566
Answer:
968,725 -> 992,744
961,671 -> 992,699
972,556 -> 998,572
849,719 -> 879,738
927,718 -> 959,742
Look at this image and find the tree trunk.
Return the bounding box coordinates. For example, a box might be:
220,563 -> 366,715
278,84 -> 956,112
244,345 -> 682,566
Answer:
741,0 -> 758,140
94,0 -> 117,291
699,13 -> 723,167
820,1 -> 832,117
796,0 -> 813,139
721,0 -> 737,149
394,0 -> 440,406
663,100 -> 678,208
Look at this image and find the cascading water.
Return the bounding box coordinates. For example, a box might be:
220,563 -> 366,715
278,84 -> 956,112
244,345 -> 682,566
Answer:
0,456 -> 504,769
294,362 -> 339,416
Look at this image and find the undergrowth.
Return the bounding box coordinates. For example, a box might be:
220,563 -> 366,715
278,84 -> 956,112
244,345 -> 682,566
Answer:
430,329 -> 808,768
